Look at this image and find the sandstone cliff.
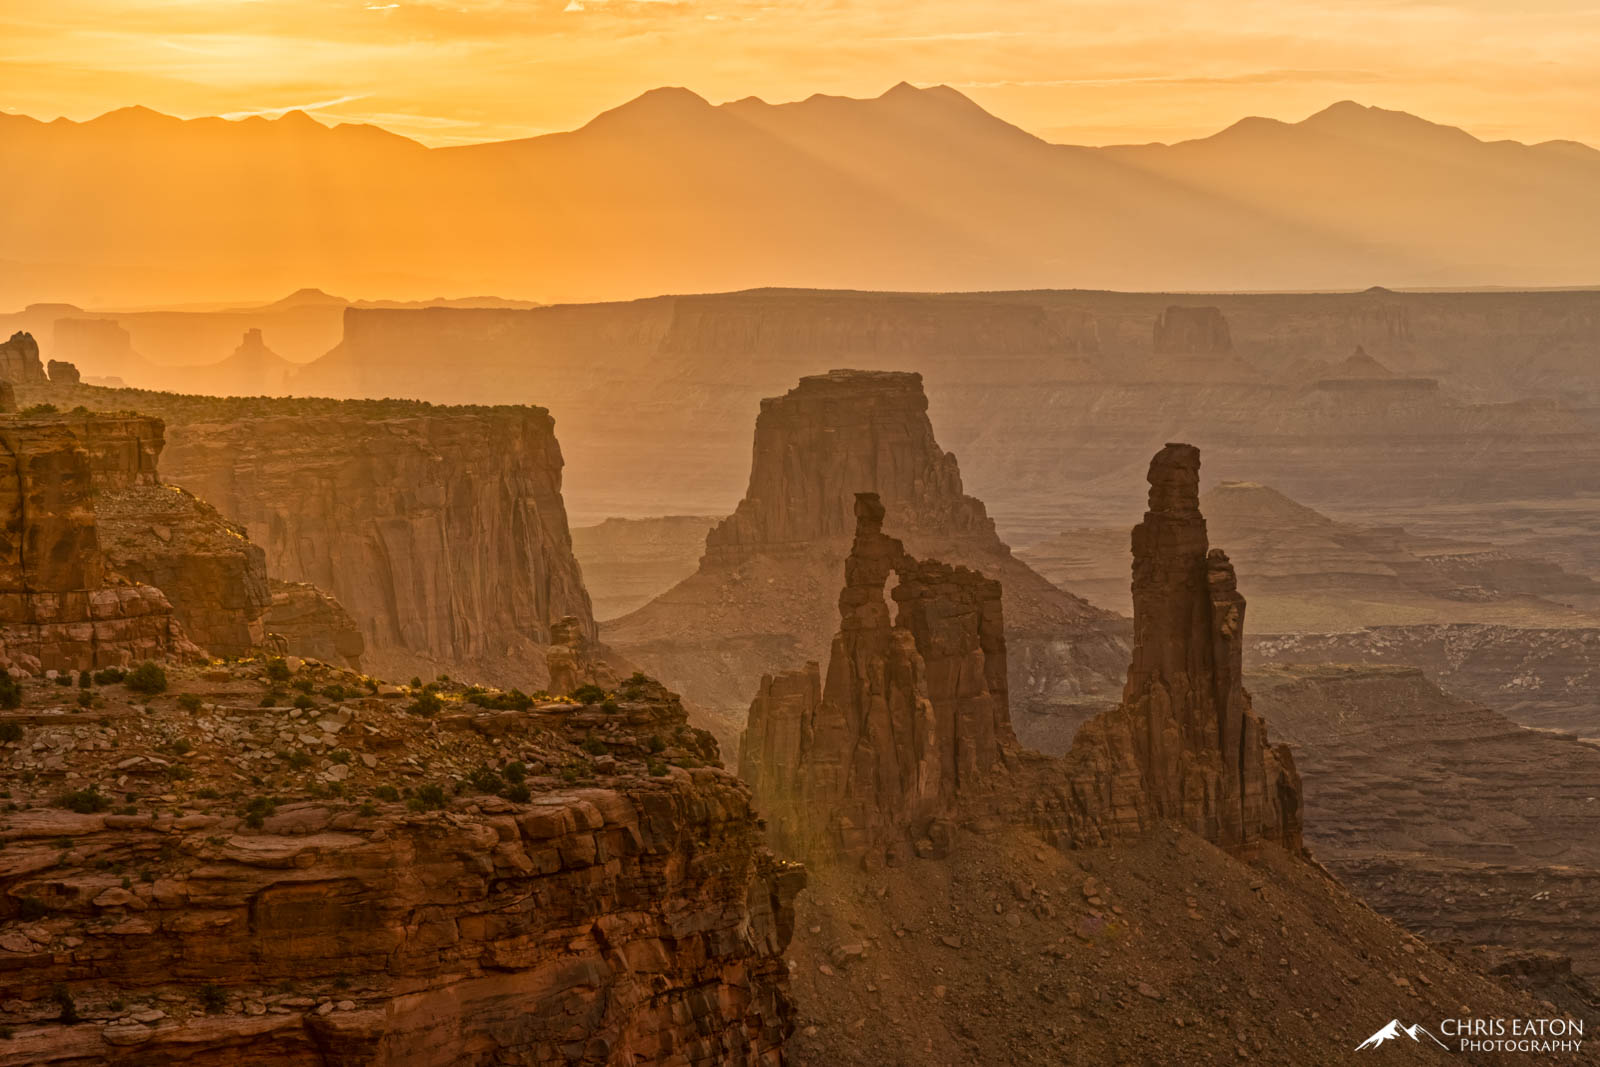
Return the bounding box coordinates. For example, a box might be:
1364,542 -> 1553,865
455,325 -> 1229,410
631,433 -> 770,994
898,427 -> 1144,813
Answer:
0,657 -> 803,1063
607,370 -> 1128,747
0,332 -> 48,384
742,446 -> 1302,866
0,415 -> 197,673
23,385 -> 597,690
1152,306 -> 1232,356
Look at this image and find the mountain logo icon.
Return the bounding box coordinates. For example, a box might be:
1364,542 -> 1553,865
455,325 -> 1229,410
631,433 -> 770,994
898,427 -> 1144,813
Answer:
1356,1019 -> 1453,1051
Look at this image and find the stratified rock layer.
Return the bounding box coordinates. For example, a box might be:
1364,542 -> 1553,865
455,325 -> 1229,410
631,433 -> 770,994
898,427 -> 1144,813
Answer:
0,416 -> 196,672
152,401 -> 595,687
744,447 -> 1302,865
1152,306 -> 1232,356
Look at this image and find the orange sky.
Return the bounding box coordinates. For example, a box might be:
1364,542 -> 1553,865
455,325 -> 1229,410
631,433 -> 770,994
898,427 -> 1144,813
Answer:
4,0 -> 1599,147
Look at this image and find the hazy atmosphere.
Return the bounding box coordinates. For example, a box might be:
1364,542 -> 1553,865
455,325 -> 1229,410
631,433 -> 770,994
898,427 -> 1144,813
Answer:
2,1 -> 1598,1064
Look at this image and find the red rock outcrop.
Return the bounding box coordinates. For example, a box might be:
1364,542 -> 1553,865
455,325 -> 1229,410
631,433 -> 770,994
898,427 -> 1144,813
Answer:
744,447 -> 1302,865
1055,444 -> 1302,851
545,614 -> 620,696
608,370 -> 1127,746
263,579 -> 365,670
0,416 -> 197,673
0,660 -> 804,1064
0,332 -> 48,383
741,493 -> 1016,861
46,359 -> 81,385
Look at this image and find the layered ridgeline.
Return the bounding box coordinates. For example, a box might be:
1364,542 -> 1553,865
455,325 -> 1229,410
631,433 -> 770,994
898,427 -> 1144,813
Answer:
6,89 -> 1600,306
741,444 -> 1302,866
604,370 -> 1129,748
16,378 -> 594,689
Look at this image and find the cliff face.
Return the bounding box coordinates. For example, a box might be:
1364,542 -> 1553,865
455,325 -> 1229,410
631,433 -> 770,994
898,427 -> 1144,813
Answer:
742,446 -> 1302,866
0,417 -> 196,672
1152,306 -> 1232,356
0,332 -> 48,383
739,494 -> 1014,861
152,403 -> 595,688
0,656 -> 803,1064
607,370 -> 1128,746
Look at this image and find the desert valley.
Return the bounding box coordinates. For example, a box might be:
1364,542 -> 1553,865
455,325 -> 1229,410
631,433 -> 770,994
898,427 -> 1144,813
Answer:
4,28 -> 1600,1066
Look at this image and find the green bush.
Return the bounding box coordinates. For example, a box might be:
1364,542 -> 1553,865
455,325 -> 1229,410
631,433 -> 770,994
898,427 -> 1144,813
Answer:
570,684 -> 607,705
292,694 -> 316,710
406,783 -> 447,812
51,984 -> 77,1024
0,674 -> 20,711
57,788 -> 110,813
329,749 -> 352,765
502,783 -> 531,803
503,761 -> 527,785
21,403 -> 58,417
581,736 -> 608,756
647,734 -> 666,754
321,684 -> 348,702
93,667 -> 126,685
647,758 -> 670,777
199,984 -> 227,1013
177,693 -> 203,713
79,672 -> 92,690
242,796 -> 278,829
264,658 -> 291,683
468,766 -> 504,794
407,690 -> 443,717
0,721 -> 23,744
123,662 -> 167,695
54,673 -> 72,687
374,785 -> 400,802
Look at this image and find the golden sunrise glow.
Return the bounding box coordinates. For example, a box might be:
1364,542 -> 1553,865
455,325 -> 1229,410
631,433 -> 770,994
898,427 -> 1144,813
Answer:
4,0 -> 1599,148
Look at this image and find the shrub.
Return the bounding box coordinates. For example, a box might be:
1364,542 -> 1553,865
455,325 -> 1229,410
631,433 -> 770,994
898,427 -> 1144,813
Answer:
54,674 -> 72,687
292,677 -> 314,695
570,684 -> 607,705
406,690 -> 442,717
0,721 -> 23,744
321,684 -> 348,702
51,984 -> 77,1024
647,734 -> 667,754
329,749 -> 352,765
358,801 -> 376,817
264,658 -> 291,683
198,984 -> 227,1013
409,676 -> 423,689
242,796 -> 278,829
647,758 -> 670,777
79,672 -> 92,690
560,765 -> 581,783
0,674 -> 20,711
502,783 -> 531,803
21,403 -> 58,417
93,667 -> 126,685
75,692 -> 94,709
468,766 -> 504,794
406,783 -> 447,812
123,662 -> 167,695
159,738 -> 194,757
581,736 -> 608,756
374,785 -> 400,802
292,694 -> 316,710
177,693 -> 204,713
503,761 -> 527,785
284,750 -> 312,771
57,787 -> 110,813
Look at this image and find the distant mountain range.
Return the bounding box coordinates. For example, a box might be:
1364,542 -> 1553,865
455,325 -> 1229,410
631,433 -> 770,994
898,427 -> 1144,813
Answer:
5,85 -> 1598,306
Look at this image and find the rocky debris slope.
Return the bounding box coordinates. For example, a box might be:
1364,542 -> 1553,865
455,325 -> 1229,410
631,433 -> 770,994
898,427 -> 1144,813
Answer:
607,370 -> 1128,748
1249,662 -> 1600,976
263,580 -> 365,670
0,414 -> 197,673
742,446 -> 1302,867
0,658 -> 803,1064
570,516 -> 719,620
784,825 -> 1587,1066
0,332 -> 47,384
19,382 -> 596,691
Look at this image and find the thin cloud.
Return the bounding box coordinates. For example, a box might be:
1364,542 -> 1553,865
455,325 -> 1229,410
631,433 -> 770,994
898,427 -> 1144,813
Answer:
220,93 -> 370,119
956,69 -> 1388,89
